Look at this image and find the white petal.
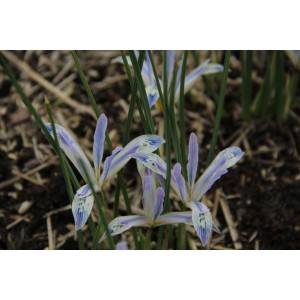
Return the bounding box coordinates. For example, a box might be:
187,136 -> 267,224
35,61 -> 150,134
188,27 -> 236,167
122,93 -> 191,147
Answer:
192,147 -> 244,202
154,212 -> 192,226
187,132 -> 199,192
99,215 -> 148,243
146,85 -> 160,108
45,123 -> 95,184
93,114 -> 107,181
104,135 -> 165,182
142,175 -> 156,222
72,185 -> 94,231
192,210 -> 213,247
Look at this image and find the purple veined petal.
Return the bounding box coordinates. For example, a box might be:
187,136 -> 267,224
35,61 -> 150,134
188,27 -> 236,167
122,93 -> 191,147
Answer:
187,132 -> 199,192
131,153 -> 167,177
99,146 -> 123,187
174,59 -> 211,101
93,114 -> 107,181
116,240 -> 128,250
45,123 -> 95,184
132,152 -> 181,197
142,175 -> 156,222
187,200 -> 210,214
135,135 -> 165,153
98,215 -> 148,243
154,211 -> 193,226
103,135 -> 165,185
72,185 -> 94,231
192,147 -> 244,202
166,50 -> 176,88
153,187 -> 165,220
145,51 -> 156,86
137,160 -> 147,185
192,210 -> 213,247
202,63 -> 224,75
145,85 -> 160,108
136,161 -> 152,186
173,163 -> 189,203
139,51 -> 152,86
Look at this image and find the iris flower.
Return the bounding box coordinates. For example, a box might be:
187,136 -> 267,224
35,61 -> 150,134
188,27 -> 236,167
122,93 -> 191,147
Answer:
45,114 -> 165,231
114,51 -> 224,108
99,166 -> 193,243
132,133 -> 244,246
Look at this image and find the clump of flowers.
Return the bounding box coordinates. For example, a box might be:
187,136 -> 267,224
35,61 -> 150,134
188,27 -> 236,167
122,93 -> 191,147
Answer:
46,114 -> 165,230
99,166 -> 193,243
114,51 -> 223,108
43,51 -> 243,249
132,133 -> 244,246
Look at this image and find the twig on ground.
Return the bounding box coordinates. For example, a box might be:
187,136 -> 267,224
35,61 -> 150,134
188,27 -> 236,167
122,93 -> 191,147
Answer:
0,158 -> 57,189
219,195 -> 243,250
46,215 -> 55,250
6,214 -> 30,230
43,204 -> 71,218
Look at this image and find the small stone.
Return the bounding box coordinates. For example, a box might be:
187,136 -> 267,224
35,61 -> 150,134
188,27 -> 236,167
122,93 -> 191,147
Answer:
18,201 -> 33,215
14,183 -> 23,191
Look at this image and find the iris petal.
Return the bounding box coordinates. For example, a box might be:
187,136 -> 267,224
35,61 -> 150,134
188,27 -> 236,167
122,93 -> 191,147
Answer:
202,63 -> 224,75
99,146 -> 123,187
72,185 -> 94,231
153,187 -> 165,220
93,114 -> 107,180
132,152 -> 180,197
175,59 -> 223,101
45,123 -> 95,184
173,163 -> 188,203
192,147 -> 244,202
187,132 -> 199,192
146,85 -> 160,108
192,210 -> 213,247
103,135 -> 164,184
154,211 -> 193,226
166,50 -> 176,87
142,175 -> 156,222
187,200 -> 210,214
131,153 -> 167,177
99,215 -> 148,243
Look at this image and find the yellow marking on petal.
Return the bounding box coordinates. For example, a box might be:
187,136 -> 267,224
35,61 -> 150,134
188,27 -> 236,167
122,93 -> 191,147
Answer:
155,98 -> 163,113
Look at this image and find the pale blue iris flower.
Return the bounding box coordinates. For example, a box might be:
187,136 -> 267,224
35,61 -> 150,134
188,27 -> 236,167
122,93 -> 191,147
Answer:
114,51 -> 224,108
99,166 -> 193,244
45,114 -> 165,231
132,133 -> 244,246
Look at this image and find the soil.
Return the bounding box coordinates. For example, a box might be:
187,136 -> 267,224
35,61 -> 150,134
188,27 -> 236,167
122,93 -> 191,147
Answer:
0,50 -> 299,250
